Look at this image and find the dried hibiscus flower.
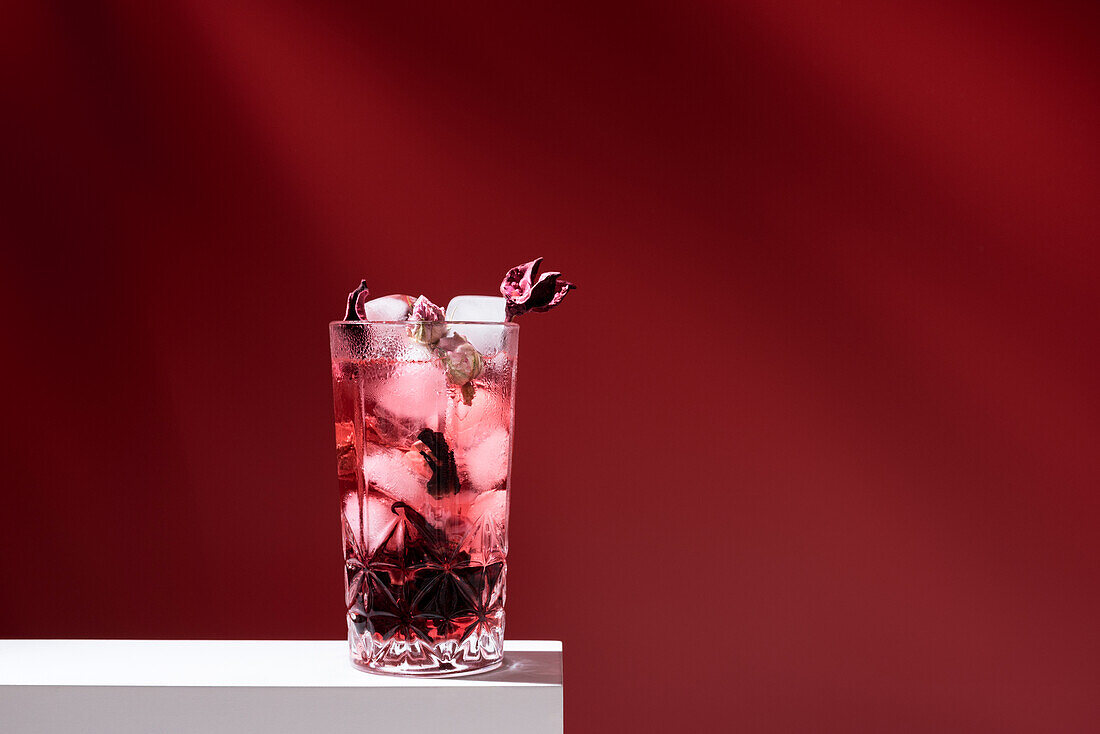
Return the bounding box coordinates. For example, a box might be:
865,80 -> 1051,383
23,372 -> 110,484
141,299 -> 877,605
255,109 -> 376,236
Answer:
500,257 -> 575,321
344,280 -> 370,321
415,428 -> 461,498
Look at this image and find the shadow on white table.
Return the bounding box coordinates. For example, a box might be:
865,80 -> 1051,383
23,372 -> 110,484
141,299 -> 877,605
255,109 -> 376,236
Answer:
0,639 -> 563,734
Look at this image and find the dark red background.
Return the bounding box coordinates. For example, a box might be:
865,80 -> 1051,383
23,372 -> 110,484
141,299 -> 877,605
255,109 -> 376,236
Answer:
3,1 -> 1098,731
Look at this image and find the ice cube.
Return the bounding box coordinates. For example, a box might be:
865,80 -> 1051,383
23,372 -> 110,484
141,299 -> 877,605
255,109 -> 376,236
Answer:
462,427 -> 511,493
450,488 -> 508,561
445,295 -> 506,322
363,404 -> 422,449
445,296 -> 508,355
466,325 -> 511,357
371,361 -> 446,427
448,386 -> 509,454
362,446 -> 430,510
467,489 -> 508,528
362,294 -> 415,322
343,491 -> 400,553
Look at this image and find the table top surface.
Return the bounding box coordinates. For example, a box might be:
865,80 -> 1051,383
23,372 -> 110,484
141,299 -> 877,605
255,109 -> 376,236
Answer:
0,639 -> 562,688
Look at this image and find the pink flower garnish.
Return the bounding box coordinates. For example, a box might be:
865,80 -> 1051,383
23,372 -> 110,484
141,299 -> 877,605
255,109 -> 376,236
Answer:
437,333 -> 484,386
500,257 -> 576,321
408,295 -> 448,345
410,295 -> 445,322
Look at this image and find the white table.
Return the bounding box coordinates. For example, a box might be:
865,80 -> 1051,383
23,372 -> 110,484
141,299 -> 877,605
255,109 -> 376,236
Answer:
0,639 -> 563,734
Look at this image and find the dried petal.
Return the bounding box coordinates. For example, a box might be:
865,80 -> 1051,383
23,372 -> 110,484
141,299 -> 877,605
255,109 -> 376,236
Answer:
500,259 -> 542,302
404,442 -> 433,478
344,280 -> 370,321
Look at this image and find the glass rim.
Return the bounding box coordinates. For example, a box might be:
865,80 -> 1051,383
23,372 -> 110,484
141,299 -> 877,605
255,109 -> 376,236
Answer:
329,320 -> 519,328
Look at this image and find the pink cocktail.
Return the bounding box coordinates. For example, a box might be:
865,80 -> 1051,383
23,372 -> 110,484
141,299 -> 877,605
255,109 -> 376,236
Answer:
330,320 -> 519,676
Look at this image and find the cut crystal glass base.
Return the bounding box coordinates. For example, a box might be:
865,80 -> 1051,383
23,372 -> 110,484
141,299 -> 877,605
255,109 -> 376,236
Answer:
343,495 -> 508,677
349,616 -> 505,676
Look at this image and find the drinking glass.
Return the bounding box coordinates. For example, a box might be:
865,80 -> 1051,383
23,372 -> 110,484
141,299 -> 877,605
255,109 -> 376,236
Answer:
330,320 -> 518,675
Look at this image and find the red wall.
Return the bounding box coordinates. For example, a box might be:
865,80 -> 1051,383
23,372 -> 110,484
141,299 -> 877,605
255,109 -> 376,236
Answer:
3,2 -> 1098,731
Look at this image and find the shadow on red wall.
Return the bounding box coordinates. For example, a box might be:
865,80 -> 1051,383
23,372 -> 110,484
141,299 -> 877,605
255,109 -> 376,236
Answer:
2,1 -> 1098,731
